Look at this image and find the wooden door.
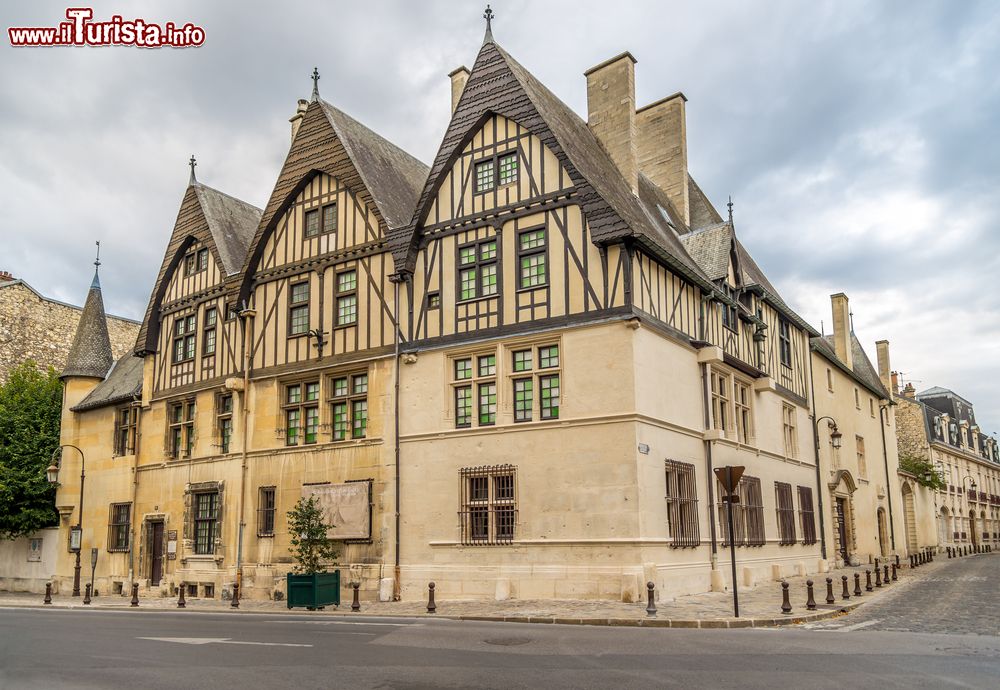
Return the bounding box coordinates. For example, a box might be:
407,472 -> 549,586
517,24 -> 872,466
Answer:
835,498 -> 849,562
150,522 -> 164,586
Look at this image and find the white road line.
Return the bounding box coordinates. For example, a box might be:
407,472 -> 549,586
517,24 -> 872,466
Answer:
138,637 -> 314,647
837,619 -> 881,632
269,620 -> 418,627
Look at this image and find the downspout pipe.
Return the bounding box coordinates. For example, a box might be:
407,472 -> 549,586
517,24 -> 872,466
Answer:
879,403 -> 897,551
129,398 -> 141,586
391,274 -> 405,601
807,351 -> 829,561
235,306 -> 255,595
698,293 -> 718,565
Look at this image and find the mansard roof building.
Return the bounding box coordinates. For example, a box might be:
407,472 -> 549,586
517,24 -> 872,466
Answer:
52,18 -> 922,603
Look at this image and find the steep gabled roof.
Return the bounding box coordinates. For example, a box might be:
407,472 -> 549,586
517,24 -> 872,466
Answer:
134,181 -> 261,355
392,38 -> 712,289
812,333 -> 890,399
62,269 -> 113,379
236,99 -> 428,304
72,352 -> 143,412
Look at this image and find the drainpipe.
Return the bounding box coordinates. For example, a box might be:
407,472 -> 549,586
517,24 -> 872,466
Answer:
879,404 -> 897,551
235,306 -> 255,596
129,398 -> 142,587
392,275 -> 404,601
807,350 -> 828,561
698,293 -> 718,565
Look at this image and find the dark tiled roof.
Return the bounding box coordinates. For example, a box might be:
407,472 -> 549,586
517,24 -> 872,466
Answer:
679,223 -> 732,281
812,333 -> 890,399
72,353 -> 142,412
193,184 -> 262,276
688,175 -> 723,230
62,271 -> 113,379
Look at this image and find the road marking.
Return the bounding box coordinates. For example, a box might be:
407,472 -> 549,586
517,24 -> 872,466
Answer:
270,620 -> 418,627
837,619 -> 881,632
138,637 -> 313,647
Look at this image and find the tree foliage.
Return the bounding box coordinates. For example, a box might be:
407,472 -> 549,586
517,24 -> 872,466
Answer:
287,495 -> 340,574
0,362 -> 61,539
898,452 -> 947,491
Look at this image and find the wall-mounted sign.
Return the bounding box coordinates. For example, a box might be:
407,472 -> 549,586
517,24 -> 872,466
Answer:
167,539 -> 177,560
69,526 -> 82,552
302,482 -> 372,540
637,443 -> 650,455
27,538 -> 42,562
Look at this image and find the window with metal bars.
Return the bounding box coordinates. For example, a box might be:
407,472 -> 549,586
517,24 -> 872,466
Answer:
193,492 -> 219,555
798,485 -> 817,545
329,372 -> 368,440
459,465 -> 516,545
718,475 -> 765,547
114,405 -> 137,456
284,381 -> 319,446
665,460 -> 700,547
775,481 -> 796,545
257,487 -> 276,537
107,502 -> 131,552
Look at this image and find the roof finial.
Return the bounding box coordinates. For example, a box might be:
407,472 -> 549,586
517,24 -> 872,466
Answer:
849,309 -> 855,332
91,240 -> 102,289
311,67 -> 320,102
94,241 -> 101,269
483,4 -> 494,43
188,155 -> 197,185
727,196 -> 734,225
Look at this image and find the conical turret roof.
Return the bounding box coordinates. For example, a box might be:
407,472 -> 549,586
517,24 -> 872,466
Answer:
62,268 -> 113,379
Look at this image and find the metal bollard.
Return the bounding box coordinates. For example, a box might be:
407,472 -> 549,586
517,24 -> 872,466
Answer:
853,572 -> 862,597
895,554 -> 900,569
884,564 -> 890,584
781,581 -> 792,614
826,577 -> 835,605
891,563 -> 897,581
178,583 -> 186,609
351,583 -> 360,612
231,582 -> 240,609
43,582 -> 52,605
646,581 -> 657,617
947,546 -> 952,558
84,583 -> 92,605
865,570 -> 873,592
806,580 -> 816,611
427,582 -> 436,613
130,582 -> 139,607
841,575 -> 850,600
875,566 -> 882,588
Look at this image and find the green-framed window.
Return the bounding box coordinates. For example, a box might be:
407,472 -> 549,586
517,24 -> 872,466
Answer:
452,351 -> 497,429
457,238 -> 498,301
513,378 -> 533,422
284,381 -> 319,446
329,372 -> 369,440
540,374 -> 560,420
473,151 -> 519,194
517,228 -> 547,289
336,270 -> 358,326
172,314 -> 196,363
289,280 -> 310,335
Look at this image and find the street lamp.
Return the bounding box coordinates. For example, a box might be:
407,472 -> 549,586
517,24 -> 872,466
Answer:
47,445 -> 86,597
811,415 -> 842,561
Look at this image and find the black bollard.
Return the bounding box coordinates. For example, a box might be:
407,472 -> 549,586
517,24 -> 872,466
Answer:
351,583 -> 360,612
231,582 -> 240,609
427,582 -> 436,613
875,566 -> 882,587
130,582 -> 139,607
947,546 -> 952,558
178,583 -> 186,609
895,554 -> 901,569
865,570 -> 873,592
884,564 -> 890,584
646,581 -> 657,617
854,572 -> 863,597
781,581 -> 792,614
826,577 -> 835,605
83,583 -> 92,605
43,582 -> 52,605
891,563 -> 898,581
841,575 -> 850,600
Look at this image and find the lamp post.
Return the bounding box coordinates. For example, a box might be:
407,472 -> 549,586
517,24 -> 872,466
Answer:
811,416 -> 842,561
47,444 -> 86,597
962,475 -> 978,547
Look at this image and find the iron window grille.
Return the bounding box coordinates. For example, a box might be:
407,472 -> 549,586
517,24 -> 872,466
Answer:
288,280 -> 310,336
516,227 -> 547,289
202,307 -> 217,356
457,238 -> 498,302
459,465 -> 517,545
167,400 -> 195,458
107,502 -> 131,552
335,270 -> 358,326
257,487 -> 276,537
775,481 -> 796,545
284,381 -> 320,446
193,492 -> 219,555
665,460 -> 700,547
113,404 -> 137,456
778,318 -> 792,367
718,475 -> 765,547
172,314 -> 196,363
452,352 -> 497,428
798,485 -> 817,545
328,372 -> 368,440
216,393 -> 233,454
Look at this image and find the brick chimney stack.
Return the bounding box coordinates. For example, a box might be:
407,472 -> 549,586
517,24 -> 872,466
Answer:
585,52 -> 639,194
890,371 -> 900,396
830,293 -> 852,371
902,382 -> 916,398
289,99 -> 309,142
0,270 -> 13,283
449,66 -> 470,113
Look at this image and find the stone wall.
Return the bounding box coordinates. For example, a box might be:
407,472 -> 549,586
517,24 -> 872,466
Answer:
894,395 -> 931,461
0,279 -> 139,381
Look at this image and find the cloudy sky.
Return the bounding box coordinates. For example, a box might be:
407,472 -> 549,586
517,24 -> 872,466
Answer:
2,1 -> 998,429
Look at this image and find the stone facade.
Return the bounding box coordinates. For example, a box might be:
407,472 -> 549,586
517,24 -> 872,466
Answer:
0,275 -> 139,380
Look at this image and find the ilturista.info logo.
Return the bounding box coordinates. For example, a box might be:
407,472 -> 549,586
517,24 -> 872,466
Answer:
8,7 -> 206,48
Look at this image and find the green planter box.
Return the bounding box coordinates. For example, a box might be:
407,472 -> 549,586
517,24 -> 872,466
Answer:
286,571 -> 340,610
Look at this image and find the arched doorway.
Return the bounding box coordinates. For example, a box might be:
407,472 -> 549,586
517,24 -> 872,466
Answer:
877,508 -> 889,558
828,470 -> 858,565
969,510 -> 978,547
939,506 -> 951,546
901,482 -> 918,553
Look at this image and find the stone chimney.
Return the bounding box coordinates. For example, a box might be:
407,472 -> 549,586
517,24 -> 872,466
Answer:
830,293 -> 852,371
902,382 -> 916,399
585,52 -> 638,194
448,66 -> 470,113
636,93 -> 689,225
875,340 -> 891,393
289,99 -> 309,142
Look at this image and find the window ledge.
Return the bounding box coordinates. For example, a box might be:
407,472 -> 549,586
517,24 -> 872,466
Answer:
697,346 -> 724,365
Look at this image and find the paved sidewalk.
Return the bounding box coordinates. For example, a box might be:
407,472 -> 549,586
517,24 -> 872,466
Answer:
1,553 -> 977,628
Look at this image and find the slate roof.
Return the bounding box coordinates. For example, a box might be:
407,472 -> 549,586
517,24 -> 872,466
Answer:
72,353 -> 143,412
192,183 -> 262,275
811,333 -> 890,399
62,270 -> 114,379
678,223 -> 732,281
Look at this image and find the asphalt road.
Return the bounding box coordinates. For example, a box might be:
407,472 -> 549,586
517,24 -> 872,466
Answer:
2,558 -> 998,689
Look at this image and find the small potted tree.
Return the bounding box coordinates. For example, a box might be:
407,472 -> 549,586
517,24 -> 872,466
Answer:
285,495 -> 341,610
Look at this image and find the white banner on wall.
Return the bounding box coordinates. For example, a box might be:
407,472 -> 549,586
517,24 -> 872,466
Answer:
301,482 -> 371,540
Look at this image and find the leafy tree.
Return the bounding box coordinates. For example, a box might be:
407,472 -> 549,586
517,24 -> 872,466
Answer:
898,452 -> 947,491
0,362 -> 61,539
287,495 -> 339,574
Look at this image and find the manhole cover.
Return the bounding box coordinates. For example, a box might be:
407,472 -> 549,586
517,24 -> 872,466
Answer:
484,637 -> 532,646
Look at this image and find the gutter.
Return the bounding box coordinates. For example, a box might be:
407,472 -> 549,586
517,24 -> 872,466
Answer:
807,349 -> 828,561
879,404 -> 897,552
